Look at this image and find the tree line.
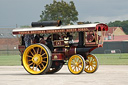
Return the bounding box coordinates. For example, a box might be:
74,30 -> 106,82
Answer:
107,20 -> 128,34
22,0 -> 128,35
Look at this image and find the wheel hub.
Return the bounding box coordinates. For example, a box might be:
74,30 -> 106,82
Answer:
32,54 -> 42,64
34,57 -> 38,61
75,62 -> 79,67
89,61 -> 92,66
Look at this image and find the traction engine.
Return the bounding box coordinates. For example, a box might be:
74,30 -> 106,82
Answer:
12,20 -> 108,74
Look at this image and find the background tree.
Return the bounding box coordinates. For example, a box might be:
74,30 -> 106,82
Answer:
40,0 -> 78,25
107,20 -> 128,34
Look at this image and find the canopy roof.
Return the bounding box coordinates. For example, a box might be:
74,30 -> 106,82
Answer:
12,23 -> 108,35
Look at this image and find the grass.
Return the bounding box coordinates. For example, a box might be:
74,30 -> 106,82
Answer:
95,53 -> 128,65
0,53 -> 128,66
0,55 -> 21,66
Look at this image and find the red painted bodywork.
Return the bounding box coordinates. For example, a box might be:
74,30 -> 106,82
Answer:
52,53 -> 65,60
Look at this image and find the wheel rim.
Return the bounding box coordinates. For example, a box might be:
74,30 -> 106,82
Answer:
84,54 -> 98,73
68,55 -> 84,74
23,44 -> 49,74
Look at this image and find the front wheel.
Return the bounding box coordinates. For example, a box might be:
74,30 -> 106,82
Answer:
22,44 -> 52,75
68,54 -> 85,74
84,54 -> 98,73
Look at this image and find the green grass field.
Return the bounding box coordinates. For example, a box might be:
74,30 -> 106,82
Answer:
0,55 -> 21,66
95,53 -> 128,65
0,53 -> 128,66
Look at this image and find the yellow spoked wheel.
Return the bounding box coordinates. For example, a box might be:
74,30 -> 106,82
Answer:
22,44 -> 52,75
84,54 -> 98,73
68,54 -> 85,74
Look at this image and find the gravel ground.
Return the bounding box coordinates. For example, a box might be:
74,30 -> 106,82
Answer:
0,65 -> 128,85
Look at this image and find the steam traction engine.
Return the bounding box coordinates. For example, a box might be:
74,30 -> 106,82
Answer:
12,20 -> 108,74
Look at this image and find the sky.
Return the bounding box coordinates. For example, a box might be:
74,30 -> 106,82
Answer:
0,0 -> 128,28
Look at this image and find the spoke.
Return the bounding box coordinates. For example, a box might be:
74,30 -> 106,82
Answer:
92,67 -> 95,70
88,56 -> 92,61
33,48 -> 36,54
87,59 -> 90,62
75,67 -> 78,71
91,65 -> 95,69
78,59 -> 81,63
71,63 -> 75,66
74,57 -> 77,62
78,62 -> 82,65
90,66 -> 92,71
37,47 -> 40,54
75,66 -> 77,71
88,57 -> 91,62
76,66 -> 79,71
32,63 -> 35,70
41,63 -> 44,68
76,58 -> 79,62
71,65 -> 75,68
72,59 -> 76,63
88,66 -> 90,71
92,61 -> 96,63
78,60 -> 82,65
30,51 -> 34,56
92,63 -> 95,66
92,62 -> 96,65
73,66 -> 75,71
36,65 -> 38,71
90,57 -> 93,62
28,59 -> 32,61
27,55 -> 33,58
43,57 -> 47,59
71,61 -> 75,65
92,59 -> 95,61
85,65 -> 89,68
40,48 -> 42,54
41,53 -> 46,57
86,60 -> 89,63
38,64 -> 42,70
92,65 -> 96,68
42,61 -> 47,63
78,66 -> 81,70
76,57 -> 78,62
29,62 -> 33,66
73,66 -> 76,71
86,59 -> 89,61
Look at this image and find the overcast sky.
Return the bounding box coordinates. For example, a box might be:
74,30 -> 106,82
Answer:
0,0 -> 128,28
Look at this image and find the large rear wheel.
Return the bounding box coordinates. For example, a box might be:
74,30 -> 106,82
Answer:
22,44 -> 52,75
68,54 -> 85,74
84,54 -> 98,73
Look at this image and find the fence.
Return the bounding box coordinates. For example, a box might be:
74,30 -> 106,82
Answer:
91,41 -> 128,54
0,50 -> 19,55
104,49 -> 122,58
0,45 -> 19,55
